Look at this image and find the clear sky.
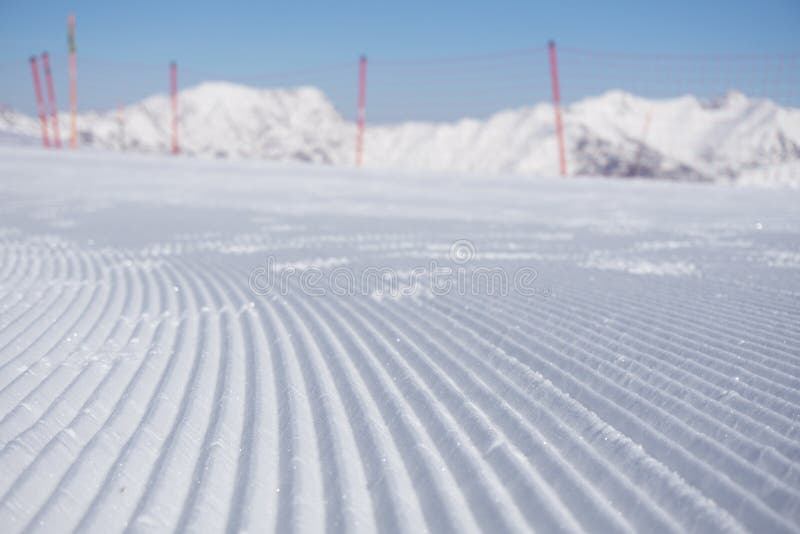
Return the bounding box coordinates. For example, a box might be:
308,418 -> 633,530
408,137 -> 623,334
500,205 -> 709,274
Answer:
1,0 -> 799,121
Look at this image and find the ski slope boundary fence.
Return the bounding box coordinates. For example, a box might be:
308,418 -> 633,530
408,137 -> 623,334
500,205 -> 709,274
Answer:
3,22 -> 799,176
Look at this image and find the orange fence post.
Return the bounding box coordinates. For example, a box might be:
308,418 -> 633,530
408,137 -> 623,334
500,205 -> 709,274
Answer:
548,40 -> 567,177
68,14 -> 77,149
41,52 -> 61,148
29,56 -> 50,148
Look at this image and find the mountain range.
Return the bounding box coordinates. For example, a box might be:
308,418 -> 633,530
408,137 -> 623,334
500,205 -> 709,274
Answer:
2,81 -> 798,185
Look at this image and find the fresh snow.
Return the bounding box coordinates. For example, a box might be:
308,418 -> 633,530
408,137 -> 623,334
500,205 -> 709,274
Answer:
0,146 -> 799,532
2,82 -> 799,185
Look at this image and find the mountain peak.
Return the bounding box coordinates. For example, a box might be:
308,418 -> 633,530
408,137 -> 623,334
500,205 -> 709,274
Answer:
0,83 -> 797,185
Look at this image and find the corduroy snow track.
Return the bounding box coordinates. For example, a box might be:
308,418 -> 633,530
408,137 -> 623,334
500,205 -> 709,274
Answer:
0,147 -> 798,533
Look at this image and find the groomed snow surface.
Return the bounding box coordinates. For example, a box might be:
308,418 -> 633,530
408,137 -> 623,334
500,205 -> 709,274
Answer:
0,147 -> 799,533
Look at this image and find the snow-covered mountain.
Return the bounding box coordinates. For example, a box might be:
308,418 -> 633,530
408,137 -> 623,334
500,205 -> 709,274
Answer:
2,81 -> 798,185
0,84 -> 350,164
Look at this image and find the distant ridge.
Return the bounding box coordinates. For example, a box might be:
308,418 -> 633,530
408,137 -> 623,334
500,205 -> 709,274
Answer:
2,82 -> 798,185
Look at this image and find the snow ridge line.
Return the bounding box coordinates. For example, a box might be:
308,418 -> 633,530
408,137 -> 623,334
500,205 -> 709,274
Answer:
283,284 -> 425,532
0,263 -> 128,455
543,285 -> 800,440
20,264 -> 174,532
495,291 -> 800,482
326,295 -> 540,532
408,293 -> 747,531
0,250 -> 102,407
0,258 -> 160,531
0,262 -> 143,471
172,257 -> 248,534
359,295 -> 671,531
546,282 -> 800,422
561,277 -> 800,374
124,261 -> 209,531
431,293 -> 798,532
0,247 -> 64,358
0,248 -> 81,374
0,244 -> 46,315
0,256 -> 129,415
344,293 -> 634,532
309,296 -> 481,533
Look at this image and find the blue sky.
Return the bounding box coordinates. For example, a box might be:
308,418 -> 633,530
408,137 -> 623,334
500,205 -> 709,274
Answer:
1,0 -> 799,121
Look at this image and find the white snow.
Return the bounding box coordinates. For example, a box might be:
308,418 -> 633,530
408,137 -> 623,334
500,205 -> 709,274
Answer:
2,82 -> 799,185
0,146 -> 799,533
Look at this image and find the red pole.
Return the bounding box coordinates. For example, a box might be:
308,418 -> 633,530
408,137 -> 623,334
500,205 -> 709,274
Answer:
41,52 -> 61,148
356,55 -> 367,167
29,57 -> 50,148
170,61 -> 179,155
68,14 -> 77,149
548,40 -> 567,177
